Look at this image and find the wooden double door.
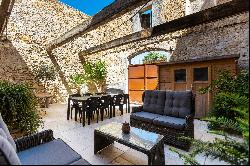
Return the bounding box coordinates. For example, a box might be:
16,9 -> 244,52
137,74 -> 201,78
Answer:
128,64 -> 158,104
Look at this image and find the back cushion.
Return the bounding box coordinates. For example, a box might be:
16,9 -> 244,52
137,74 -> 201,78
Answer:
0,135 -> 21,165
164,91 -> 192,118
0,114 -> 16,151
143,90 -> 166,115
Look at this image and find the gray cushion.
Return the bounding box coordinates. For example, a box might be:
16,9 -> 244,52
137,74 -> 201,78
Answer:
153,115 -> 186,130
70,158 -> 91,165
143,90 -> 166,114
0,114 -> 16,151
130,112 -> 160,123
164,91 -> 192,118
18,139 -> 82,165
0,135 -> 21,165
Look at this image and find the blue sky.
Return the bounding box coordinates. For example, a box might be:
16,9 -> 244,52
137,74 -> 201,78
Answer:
59,0 -> 115,16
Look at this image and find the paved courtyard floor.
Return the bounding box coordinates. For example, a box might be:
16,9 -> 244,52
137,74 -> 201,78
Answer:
39,103 -> 228,165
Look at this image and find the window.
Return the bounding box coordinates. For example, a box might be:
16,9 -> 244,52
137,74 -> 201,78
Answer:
140,8 -> 152,29
174,69 -> 186,82
193,67 -> 208,81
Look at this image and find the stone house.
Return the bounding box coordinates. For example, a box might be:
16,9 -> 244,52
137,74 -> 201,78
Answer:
0,0 -> 249,102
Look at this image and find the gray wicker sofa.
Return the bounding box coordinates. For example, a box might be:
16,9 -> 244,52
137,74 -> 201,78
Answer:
0,114 -> 90,165
130,90 -> 195,151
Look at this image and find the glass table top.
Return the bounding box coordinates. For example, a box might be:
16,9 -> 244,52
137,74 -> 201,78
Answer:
95,122 -> 164,151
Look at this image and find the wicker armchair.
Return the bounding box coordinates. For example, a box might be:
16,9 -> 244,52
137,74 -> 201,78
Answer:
130,90 -> 195,151
0,128 -> 90,165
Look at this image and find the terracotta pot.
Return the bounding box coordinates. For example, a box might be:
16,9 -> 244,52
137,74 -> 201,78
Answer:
122,122 -> 130,134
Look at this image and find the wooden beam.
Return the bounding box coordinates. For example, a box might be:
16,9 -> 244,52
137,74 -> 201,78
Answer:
47,0 -> 151,50
0,0 -> 15,35
80,0 -> 249,56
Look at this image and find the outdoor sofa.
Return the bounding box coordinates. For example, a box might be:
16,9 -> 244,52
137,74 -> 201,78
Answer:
0,114 -> 90,165
130,90 -> 195,151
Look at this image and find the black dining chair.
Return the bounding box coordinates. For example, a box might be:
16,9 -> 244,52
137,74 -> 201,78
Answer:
106,88 -> 124,94
111,94 -> 124,117
69,94 -> 81,121
99,95 -> 112,121
95,92 -> 107,95
82,93 -> 93,96
85,97 -> 101,124
122,94 -> 130,113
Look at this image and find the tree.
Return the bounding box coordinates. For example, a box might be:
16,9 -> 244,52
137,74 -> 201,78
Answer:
142,52 -> 166,64
33,63 -> 57,92
70,60 -> 107,93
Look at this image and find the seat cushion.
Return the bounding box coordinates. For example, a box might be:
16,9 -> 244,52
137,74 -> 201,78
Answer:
153,115 -> 186,130
18,139 -> 82,165
130,112 -> 160,123
143,90 -> 166,115
0,114 -> 16,151
164,91 -> 192,118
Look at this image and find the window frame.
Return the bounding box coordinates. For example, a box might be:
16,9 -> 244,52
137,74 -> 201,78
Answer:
193,67 -> 209,82
174,68 -> 187,83
139,6 -> 153,29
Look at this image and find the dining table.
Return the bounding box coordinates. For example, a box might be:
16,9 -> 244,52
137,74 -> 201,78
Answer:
67,94 -> 117,126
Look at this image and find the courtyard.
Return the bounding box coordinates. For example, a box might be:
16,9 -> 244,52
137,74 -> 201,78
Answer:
0,0 -> 249,165
40,104 -> 227,165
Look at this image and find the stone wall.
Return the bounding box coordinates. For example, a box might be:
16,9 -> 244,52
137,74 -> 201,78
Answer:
2,0 -> 89,102
82,4 -> 248,93
1,0 -> 248,102
185,0 -> 232,15
0,39 -> 35,84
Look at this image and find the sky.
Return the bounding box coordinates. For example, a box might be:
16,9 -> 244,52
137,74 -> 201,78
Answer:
59,0 -> 115,16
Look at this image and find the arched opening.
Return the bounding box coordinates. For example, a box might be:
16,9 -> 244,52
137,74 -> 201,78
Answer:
129,50 -> 172,65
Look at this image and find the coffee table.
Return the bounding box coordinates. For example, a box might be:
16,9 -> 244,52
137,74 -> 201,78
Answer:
94,122 -> 165,165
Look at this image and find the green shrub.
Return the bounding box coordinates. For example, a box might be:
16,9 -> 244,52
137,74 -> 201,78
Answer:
171,70 -> 249,165
210,92 -> 248,120
142,52 -> 166,64
0,81 -> 43,135
200,70 -> 249,97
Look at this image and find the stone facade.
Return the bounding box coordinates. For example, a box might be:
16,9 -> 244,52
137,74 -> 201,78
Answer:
82,0 -> 248,92
0,0 -> 249,102
0,39 -> 35,84
1,0 -> 89,102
